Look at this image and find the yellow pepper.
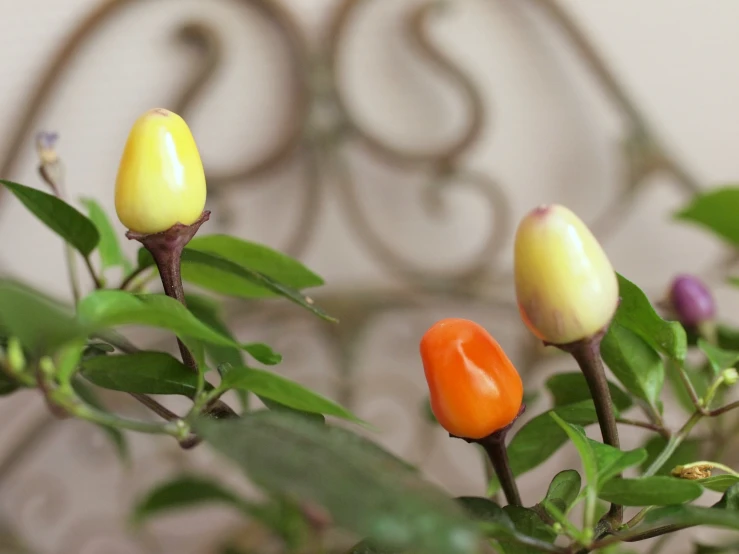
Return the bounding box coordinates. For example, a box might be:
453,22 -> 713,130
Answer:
514,204 -> 618,345
115,108 -> 206,234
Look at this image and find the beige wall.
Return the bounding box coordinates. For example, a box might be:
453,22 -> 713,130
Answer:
0,1 -> 737,552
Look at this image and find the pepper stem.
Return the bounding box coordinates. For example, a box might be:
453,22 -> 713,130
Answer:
555,331 -> 623,528
126,211 -> 210,372
479,431 -> 522,506
456,404 -> 525,507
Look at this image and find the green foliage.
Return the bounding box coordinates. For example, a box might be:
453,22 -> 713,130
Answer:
185,234 -> 323,295
698,339 -> 739,375
546,373 -> 632,410
181,248 -> 332,320
489,400 -> 610,493
81,197 -> 131,271
541,470 -> 581,514
195,411 -> 479,554
642,484 -> 739,530
612,273 -> 687,361
698,475 -> 739,493
640,436 -> 701,477
0,280 -> 79,355
598,477 -> 703,506
219,366 -> 361,423
601,321 -> 664,410
132,475 -> 251,524
674,187 -> 739,246
0,180 -> 99,257
80,352 -> 205,396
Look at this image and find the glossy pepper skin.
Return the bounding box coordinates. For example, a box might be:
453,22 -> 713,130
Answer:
668,274 -> 715,327
115,108 -> 206,234
514,204 -> 619,345
420,318 -> 523,440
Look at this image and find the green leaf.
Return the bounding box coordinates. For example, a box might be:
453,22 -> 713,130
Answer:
675,187 -> 739,246
490,400 -> 606,493
80,198 -> 131,271
644,484 -> 739,529
587,439 -> 647,485
258,397 -> 326,424
549,415 -> 598,488
184,294 -> 244,368
697,339 -> 739,375
196,411 -> 478,554
0,279 -> 80,355
541,470 -> 581,514
613,273 -> 687,361
546,372 -> 632,411
242,343 -> 281,366
598,476 -> 703,506
698,475 -> 739,493
57,338 -> 87,384
80,352 -> 204,396
71,377 -> 128,461
456,497 -> 511,527
132,475 -> 250,524
77,290 -> 258,353
220,366 -> 361,423
601,321 -> 664,409
1,180 -> 99,256
137,247 -> 155,270
666,362 -> 711,413
500,506 -> 556,554
640,436 -> 701,476
186,234 -> 323,293
181,249 -> 335,322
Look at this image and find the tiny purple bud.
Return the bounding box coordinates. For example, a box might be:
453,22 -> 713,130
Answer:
35,131 -> 59,164
668,274 -> 715,327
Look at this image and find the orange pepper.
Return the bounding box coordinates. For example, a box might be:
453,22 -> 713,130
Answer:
420,318 -> 524,440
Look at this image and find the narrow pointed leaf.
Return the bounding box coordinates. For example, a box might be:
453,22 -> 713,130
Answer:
81,197 -> 131,271
196,411 -> 479,554
1,180 -> 99,256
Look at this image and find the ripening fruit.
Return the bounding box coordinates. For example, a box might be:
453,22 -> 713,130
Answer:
420,318 -> 523,440
668,274 -> 715,327
514,204 -> 618,345
115,108 -> 206,234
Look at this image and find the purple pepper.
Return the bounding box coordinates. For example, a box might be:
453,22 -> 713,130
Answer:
668,274 -> 716,327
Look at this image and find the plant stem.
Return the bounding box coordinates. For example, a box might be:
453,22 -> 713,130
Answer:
65,244 -> 81,303
670,360 -> 703,411
126,212 -> 210,373
83,255 -> 103,288
75,403 -> 181,436
479,433 -> 522,506
616,417 -> 670,439
708,400 -> 739,417
119,265 -> 149,290
557,334 -> 622,526
643,411 -> 703,477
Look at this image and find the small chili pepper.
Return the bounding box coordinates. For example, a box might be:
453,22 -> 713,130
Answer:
420,318 -> 523,440
115,108 -> 206,234
514,204 -> 619,345
668,274 -> 715,328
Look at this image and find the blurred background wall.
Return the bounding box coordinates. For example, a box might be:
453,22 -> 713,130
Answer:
0,1 -> 738,552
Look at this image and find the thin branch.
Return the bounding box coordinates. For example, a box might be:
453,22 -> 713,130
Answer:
83,256 -> 103,289
616,417 -> 671,439
708,400 -> 739,417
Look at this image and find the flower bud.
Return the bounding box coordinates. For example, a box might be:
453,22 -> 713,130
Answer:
722,368 -> 738,386
6,337 -> 25,373
668,275 -> 715,327
115,108 -> 206,234
514,204 -> 619,345
420,318 -> 523,440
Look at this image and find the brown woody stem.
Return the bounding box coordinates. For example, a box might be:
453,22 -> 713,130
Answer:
555,331 -> 623,529
479,432 -> 522,507
456,404 -> 525,507
126,211 -> 210,373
